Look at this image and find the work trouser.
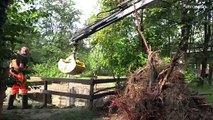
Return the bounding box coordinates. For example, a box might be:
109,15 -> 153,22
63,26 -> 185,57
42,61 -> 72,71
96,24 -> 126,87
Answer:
9,71 -> 28,95
11,83 -> 28,95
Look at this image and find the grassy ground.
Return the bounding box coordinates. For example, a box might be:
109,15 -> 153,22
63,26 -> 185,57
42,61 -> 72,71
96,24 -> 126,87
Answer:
189,81 -> 213,104
2,77 -> 213,120
47,107 -> 104,120
0,106 -> 105,120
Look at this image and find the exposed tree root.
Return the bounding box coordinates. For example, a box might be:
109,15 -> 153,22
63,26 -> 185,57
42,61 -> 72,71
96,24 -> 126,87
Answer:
109,52 -> 213,120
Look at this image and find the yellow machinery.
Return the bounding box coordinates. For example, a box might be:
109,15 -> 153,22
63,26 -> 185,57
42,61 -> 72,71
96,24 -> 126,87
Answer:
58,0 -> 156,75
58,55 -> 85,75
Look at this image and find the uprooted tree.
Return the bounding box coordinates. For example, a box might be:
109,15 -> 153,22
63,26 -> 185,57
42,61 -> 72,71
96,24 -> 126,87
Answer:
108,2 -> 213,120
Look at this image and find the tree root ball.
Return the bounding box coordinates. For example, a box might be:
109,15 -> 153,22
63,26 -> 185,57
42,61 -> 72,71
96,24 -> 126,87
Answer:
109,53 -> 213,120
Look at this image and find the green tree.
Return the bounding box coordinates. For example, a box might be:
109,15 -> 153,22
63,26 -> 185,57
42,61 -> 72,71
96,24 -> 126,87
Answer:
30,0 -> 82,77
84,0 -> 211,77
0,0 -> 46,112
83,0 -> 148,77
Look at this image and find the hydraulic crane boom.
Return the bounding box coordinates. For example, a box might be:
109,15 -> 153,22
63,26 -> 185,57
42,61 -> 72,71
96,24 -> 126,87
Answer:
58,0 -> 158,75
71,0 -> 157,44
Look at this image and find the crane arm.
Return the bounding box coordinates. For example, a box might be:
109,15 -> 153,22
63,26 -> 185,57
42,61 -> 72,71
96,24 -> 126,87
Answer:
71,0 -> 158,43
58,0 -> 158,75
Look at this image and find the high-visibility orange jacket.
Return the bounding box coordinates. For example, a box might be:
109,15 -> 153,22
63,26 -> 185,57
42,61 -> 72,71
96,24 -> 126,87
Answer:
9,59 -> 25,83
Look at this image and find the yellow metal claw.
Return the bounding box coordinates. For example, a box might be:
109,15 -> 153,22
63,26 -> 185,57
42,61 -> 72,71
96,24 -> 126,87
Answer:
58,54 -> 85,75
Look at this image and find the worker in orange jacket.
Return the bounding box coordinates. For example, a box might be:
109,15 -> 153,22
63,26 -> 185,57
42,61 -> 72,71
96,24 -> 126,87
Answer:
7,47 -> 31,110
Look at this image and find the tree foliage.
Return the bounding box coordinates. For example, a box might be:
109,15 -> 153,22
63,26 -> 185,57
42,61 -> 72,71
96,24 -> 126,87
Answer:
29,0 -> 82,77
82,0 -> 213,78
4,0 -> 46,50
84,0 -> 148,77
2,0 -> 212,79
1,0 -> 81,78
31,0 -> 80,63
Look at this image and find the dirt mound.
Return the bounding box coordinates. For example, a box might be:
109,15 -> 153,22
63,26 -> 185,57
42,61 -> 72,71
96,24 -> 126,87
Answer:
109,52 -> 213,120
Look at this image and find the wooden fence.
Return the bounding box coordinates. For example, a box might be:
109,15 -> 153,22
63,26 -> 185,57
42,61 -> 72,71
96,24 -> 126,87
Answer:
28,77 -> 127,109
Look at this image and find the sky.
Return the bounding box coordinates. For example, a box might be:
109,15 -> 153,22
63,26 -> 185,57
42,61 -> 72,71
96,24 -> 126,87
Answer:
72,0 -> 99,26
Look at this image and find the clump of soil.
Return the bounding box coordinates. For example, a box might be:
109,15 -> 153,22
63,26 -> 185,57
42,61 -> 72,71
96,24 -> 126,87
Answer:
109,52 -> 213,120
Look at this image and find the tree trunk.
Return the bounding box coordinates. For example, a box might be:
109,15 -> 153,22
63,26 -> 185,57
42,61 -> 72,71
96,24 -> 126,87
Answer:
138,9 -> 146,53
208,63 -> 213,85
0,0 -> 10,113
207,0 -> 212,85
180,6 -> 191,57
200,0 -> 211,86
0,79 -> 7,113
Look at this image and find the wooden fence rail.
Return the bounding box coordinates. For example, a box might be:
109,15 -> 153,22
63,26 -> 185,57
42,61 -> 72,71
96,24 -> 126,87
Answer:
28,77 -> 127,109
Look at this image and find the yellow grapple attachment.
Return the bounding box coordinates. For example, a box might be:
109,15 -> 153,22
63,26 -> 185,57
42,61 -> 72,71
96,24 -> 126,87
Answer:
58,55 -> 85,75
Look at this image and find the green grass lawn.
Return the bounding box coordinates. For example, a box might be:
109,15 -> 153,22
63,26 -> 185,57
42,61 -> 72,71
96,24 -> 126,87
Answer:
189,82 -> 213,104
46,107 -> 103,120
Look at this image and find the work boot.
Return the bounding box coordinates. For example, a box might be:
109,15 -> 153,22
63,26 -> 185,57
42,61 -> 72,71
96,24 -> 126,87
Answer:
22,94 -> 32,109
7,94 -> 17,110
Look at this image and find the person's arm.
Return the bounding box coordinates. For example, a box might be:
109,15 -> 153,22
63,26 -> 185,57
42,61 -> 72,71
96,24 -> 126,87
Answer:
18,56 -> 25,68
18,56 -> 28,71
19,63 -> 24,68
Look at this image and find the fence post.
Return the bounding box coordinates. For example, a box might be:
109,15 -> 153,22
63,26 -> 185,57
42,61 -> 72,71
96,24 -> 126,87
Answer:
41,81 -> 48,108
89,78 -> 95,109
116,76 -> 120,92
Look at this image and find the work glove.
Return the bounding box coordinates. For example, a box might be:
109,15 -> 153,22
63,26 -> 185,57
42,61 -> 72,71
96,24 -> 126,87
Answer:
26,75 -> 30,79
11,67 -> 19,74
18,67 -> 31,74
